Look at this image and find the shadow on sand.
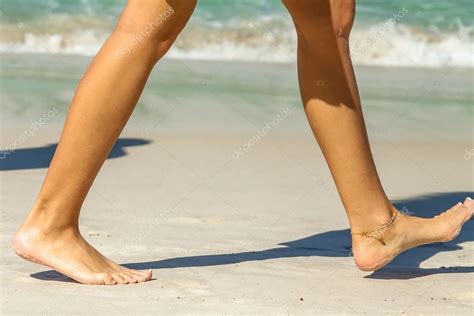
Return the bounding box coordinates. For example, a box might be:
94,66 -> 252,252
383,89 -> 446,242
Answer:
0,138 -> 151,171
31,192 -> 473,283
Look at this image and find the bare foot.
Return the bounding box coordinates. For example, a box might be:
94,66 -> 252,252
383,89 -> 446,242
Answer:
12,226 -> 152,285
352,197 -> 474,271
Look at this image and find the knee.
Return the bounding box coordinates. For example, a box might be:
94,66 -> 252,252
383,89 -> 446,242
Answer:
330,0 -> 356,40
282,0 -> 355,41
115,0 -> 197,58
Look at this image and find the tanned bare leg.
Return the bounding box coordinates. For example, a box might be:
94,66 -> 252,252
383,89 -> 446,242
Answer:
13,0 -> 197,285
282,0 -> 473,271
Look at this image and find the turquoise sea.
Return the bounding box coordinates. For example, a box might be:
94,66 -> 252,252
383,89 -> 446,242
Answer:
1,0 -> 473,67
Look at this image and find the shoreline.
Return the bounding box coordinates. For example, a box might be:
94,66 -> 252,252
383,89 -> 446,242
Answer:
1,53 -> 472,142
2,51 -> 474,70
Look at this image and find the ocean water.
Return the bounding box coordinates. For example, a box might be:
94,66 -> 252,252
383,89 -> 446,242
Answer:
0,0 -> 473,67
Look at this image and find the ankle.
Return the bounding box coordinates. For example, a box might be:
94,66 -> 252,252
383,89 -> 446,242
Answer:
21,203 -> 79,234
348,204 -> 398,234
16,220 -> 79,243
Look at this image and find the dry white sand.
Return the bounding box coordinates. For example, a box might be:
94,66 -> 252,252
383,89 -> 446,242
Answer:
1,58 -> 473,314
1,128 -> 473,315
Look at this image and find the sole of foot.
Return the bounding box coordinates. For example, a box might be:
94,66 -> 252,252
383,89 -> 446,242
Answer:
352,197 -> 473,272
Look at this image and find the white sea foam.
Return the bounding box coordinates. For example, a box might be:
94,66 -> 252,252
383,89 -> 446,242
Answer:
0,22 -> 472,68
349,23 -> 474,68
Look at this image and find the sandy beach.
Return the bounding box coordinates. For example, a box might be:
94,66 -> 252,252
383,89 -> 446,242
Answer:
1,55 -> 473,315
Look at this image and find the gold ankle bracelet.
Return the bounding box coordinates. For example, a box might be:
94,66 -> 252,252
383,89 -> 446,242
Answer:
351,209 -> 401,246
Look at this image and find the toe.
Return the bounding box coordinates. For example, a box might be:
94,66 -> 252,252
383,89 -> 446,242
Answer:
99,273 -> 117,285
450,202 -> 463,212
121,271 -> 138,284
140,269 -> 153,281
127,268 -> 152,281
129,271 -> 146,283
128,270 -> 148,283
436,202 -> 472,242
459,201 -> 473,222
452,202 -> 470,221
111,272 -> 128,285
463,197 -> 473,211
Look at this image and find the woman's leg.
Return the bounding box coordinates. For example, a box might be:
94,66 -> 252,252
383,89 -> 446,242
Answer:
13,0 -> 197,285
283,0 -> 473,270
